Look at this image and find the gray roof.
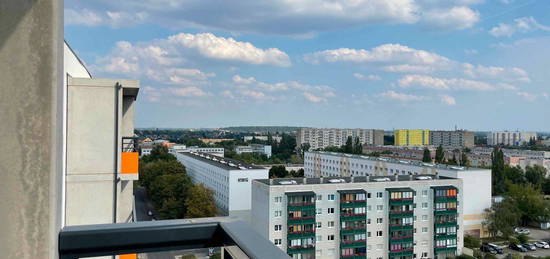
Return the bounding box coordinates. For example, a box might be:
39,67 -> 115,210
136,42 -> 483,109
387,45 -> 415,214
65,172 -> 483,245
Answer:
256,174 -> 457,186
178,152 -> 265,171
307,151 -> 485,171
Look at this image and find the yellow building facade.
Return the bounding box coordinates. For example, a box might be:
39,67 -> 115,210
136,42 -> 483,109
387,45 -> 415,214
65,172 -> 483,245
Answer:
394,129 -> 430,146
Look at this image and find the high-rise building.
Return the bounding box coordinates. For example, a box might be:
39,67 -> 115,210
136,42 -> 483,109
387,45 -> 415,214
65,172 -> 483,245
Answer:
251,176 -> 463,259
487,131 -> 537,146
64,42 -> 140,226
394,130 -> 430,146
175,152 -> 268,222
297,128 -> 384,150
303,151 -> 492,238
430,130 -> 474,148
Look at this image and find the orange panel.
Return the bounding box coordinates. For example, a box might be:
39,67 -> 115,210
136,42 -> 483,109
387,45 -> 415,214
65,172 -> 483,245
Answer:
119,254 -> 137,259
121,152 -> 139,174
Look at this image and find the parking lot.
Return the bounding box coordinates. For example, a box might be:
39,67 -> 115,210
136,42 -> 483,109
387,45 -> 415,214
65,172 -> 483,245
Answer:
485,228 -> 550,258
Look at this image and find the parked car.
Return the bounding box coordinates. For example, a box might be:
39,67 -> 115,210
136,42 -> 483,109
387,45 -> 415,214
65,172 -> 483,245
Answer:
487,243 -> 504,254
509,243 -> 528,252
523,243 -> 537,251
515,227 -> 530,235
480,244 -> 497,254
535,241 -> 550,249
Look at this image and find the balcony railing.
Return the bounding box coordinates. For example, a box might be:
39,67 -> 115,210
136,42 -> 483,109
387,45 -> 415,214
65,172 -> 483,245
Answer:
58,217 -> 290,259
120,136 -> 139,181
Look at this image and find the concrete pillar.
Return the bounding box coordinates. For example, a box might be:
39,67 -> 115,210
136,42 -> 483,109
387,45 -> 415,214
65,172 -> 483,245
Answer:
0,0 -> 63,258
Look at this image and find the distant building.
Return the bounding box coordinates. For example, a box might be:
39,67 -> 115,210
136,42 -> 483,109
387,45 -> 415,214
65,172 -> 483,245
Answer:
394,129 -> 430,146
182,146 -> 225,157
244,135 -> 282,143
140,142 -> 225,157
251,175 -> 463,259
430,130 -> 474,148
175,152 -> 268,222
487,131 -> 537,146
296,128 -> 384,150
303,151 -> 492,238
199,138 -> 234,144
235,144 -> 272,158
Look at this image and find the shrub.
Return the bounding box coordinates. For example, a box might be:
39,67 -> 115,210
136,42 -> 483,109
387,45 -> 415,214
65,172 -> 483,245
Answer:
464,235 -> 482,249
516,234 -> 529,244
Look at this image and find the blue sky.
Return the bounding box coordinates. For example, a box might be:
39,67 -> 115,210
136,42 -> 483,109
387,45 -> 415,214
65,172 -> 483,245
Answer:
65,0 -> 550,131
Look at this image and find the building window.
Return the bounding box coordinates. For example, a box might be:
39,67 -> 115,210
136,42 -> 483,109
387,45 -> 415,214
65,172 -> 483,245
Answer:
237,178 -> 248,182
317,222 -> 322,228
275,210 -> 282,217
367,205 -> 372,211
328,208 -> 335,214
376,205 -> 383,211
422,215 -> 428,221
328,235 -> 335,240
422,190 -> 428,196
316,235 -> 322,242
376,231 -> 383,237
367,231 -> 372,237
316,208 -> 322,215
376,218 -> 383,224
274,239 -> 282,245
422,252 -> 428,257
376,192 -> 383,198
274,225 -> 282,231
422,227 -> 428,233
274,196 -> 282,203
328,221 -> 335,227
316,195 -> 322,201
367,193 -> 372,198
328,194 -> 335,200
422,202 -> 428,209
367,218 -> 371,224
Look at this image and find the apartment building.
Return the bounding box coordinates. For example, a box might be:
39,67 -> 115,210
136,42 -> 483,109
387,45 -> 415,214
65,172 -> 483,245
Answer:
297,128 -> 384,150
251,176 -> 463,259
487,131 -> 537,146
303,151 -> 491,238
175,152 -> 268,222
244,135 -> 283,143
64,42 -> 139,226
430,130 -> 474,148
394,130 -> 430,146
235,144 -> 272,158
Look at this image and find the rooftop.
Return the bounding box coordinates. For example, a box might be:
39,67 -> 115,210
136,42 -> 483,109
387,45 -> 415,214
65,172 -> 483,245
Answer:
307,151 -> 486,171
178,152 -> 265,171
256,174 -> 457,186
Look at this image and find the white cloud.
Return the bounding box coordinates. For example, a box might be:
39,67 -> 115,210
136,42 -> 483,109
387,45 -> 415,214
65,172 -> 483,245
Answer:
167,33 -> 291,67
398,74 -> 502,91
421,6 -> 480,30
304,44 -> 451,67
382,64 -> 435,73
353,73 -> 382,81
168,86 -> 208,97
489,16 -> 550,37
377,90 -> 427,102
517,91 -> 537,102
228,75 -> 335,103
66,0 -> 482,35
462,63 -> 530,82
142,86 -> 162,102
65,8 -> 147,27
440,94 -> 456,105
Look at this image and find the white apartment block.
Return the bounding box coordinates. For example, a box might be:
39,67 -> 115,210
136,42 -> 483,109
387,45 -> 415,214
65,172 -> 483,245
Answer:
251,176 -> 463,259
487,131 -> 537,146
244,135 -> 283,143
471,147 -> 550,160
430,131 -> 474,148
175,152 -> 268,222
297,128 -> 385,150
235,144 -> 273,158
64,42 -> 139,227
303,151 -> 491,238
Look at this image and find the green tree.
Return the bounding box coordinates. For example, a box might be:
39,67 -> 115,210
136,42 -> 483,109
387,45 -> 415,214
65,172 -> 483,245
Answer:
504,166 -> 526,186
141,145 -> 177,163
461,152 -> 470,167
139,159 -> 187,189
448,154 -> 458,165
525,165 -> 547,190
516,234 -> 529,244
435,145 -> 445,163
149,173 -> 193,219
185,184 -> 218,218
344,136 -> 353,154
506,183 -> 550,225
422,148 -> 432,163
299,143 -> 311,158
492,147 -> 506,195
463,235 -> 481,249
353,137 -> 362,154
290,168 -> 304,177
483,199 -> 521,238
269,165 -> 288,178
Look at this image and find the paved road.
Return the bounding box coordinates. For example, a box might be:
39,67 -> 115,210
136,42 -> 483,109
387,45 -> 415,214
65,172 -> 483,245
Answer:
489,228 -> 550,258
134,186 -> 156,221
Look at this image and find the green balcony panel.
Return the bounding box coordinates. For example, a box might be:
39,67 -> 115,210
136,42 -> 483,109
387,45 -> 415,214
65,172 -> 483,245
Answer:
340,214 -> 367,221
389,237 -> 414,244
288,217 -> 316,225
434,197 -> 458,202
435,234 -> 457,240
435,246 -> 458,252
389,249 -> 414,257
389,225 -> 414,231
340,228 -> 367,235
434,222 -> 458,227
340,202 -> 367,209
434,210 -> 458,216
389,212 -> 414,218
287,204 -> 315,210
340,241 -> 367,249
287,231 -> 316,239
287,246 -> 316,254
389,199 -> 415,205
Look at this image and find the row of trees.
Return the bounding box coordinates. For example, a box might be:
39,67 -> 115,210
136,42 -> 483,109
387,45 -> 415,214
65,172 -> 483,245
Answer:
269,166 -> 304,178
139,146 -> 217,219
421,145 -> 470,166
323,136 -> 363,155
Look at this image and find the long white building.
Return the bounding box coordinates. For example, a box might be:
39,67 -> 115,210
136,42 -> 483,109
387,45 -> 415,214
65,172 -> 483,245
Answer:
487,131 -> 537,146
252,175 -> 463,259
175,152 -> 268,222
303,151 -> 491,238
297,128 -> 385,150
